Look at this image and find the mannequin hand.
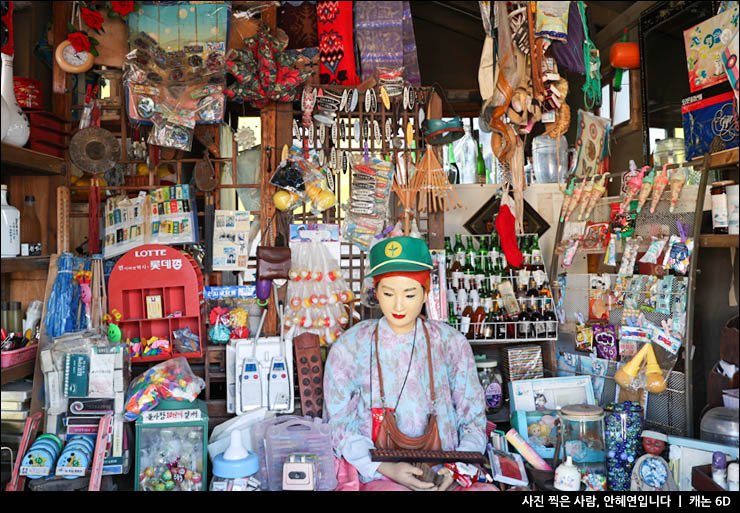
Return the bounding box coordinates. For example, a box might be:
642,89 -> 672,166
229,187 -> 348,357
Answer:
430,467 -> 456,491
377,462 -> 436,491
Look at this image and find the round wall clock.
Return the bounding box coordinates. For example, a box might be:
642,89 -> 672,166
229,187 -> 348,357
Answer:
55,40 -> 94,74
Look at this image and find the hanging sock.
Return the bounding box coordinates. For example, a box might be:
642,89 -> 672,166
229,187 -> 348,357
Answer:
495,201 -> 523,269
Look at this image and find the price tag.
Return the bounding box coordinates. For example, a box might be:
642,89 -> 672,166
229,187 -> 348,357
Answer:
20,466 -> 51,477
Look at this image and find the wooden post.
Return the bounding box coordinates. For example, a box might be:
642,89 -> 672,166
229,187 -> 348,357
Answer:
427,92 -> 445,249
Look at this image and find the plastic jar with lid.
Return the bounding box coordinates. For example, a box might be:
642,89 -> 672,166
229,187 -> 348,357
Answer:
711,181 -> 735,234
476,360 -> 503,414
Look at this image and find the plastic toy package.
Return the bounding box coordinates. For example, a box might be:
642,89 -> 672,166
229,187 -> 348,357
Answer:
285,241 -> 354,345
123,27 -> 227,126
124,357 -> 205,421
270,148 -> 336,214
342,154 -> 394,251
204,286 -> 257,344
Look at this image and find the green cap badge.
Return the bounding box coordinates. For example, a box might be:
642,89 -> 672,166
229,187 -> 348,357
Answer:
367,236 -> 433,278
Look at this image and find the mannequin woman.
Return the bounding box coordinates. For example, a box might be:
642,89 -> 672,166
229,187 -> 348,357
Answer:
324,237 -> 497,491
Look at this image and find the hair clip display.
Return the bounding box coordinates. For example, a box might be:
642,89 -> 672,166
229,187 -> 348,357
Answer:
307,122 -> 315,146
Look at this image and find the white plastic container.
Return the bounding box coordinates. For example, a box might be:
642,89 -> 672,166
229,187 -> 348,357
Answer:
1,184 -> 21,257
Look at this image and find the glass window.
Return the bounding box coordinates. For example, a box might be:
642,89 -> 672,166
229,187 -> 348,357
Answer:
613,71 -> 631,126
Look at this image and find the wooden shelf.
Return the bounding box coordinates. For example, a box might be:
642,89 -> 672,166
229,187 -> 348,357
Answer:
0,358 -> 36,385
1,144 -> 66,176
699,234 -> 740,248
0,256 -> 51,274
690,148 -> 739,169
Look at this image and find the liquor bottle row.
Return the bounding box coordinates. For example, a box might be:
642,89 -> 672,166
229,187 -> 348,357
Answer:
444,233 -> 558,342
444,233 -> 546,294
449,287 -> 558,341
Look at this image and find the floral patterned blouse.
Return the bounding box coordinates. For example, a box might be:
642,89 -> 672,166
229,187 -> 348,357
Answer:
323,317 -> 487,483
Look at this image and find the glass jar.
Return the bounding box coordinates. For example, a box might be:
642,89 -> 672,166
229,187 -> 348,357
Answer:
711,181 -> 734,234
604,401 -> 643,491
476,360 -> 503,414
559,404 -> 607,491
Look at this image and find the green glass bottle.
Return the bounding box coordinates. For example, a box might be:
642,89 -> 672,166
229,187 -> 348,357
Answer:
474,253 -> 486,292
520,235 -> 532,269
489,232 -> 500,268
476,144 -> 487,185
444,236 -> 453,272
530,234 -> 544,273
453,234 -> 466,267
448,300 -> 459,330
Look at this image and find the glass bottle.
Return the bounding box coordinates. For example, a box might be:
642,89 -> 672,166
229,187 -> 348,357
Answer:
539,280 -> 553,300
20,195 -> 42,256
489,232 -> 500,269
444,237 -> 453,272
1,184 -> 20,257
462,298 -> 475,340
450,258 -> 464,291
515,282 -> 530,339
530,234 -> 544,269
543,298 -> 558,338
526,277 -> 540,310
474,253 -> 486,292
448,301 -> 459,330
465,235 -> 476,266
453,234 -> 466,266
472,296 -> 487,339
491,299 -> 506,340
463,252 -> 476,291
521,235 -> 532,270
530,301 -> 545,339
476,144 -> 487,185
483,296 -> 495,339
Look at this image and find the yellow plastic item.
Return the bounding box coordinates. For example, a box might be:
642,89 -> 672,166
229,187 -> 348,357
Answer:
614,342 -> 650,389
273,190 -> 299,211
645,344 -> 666,393
314,190 -> 336,211
136,163 -> 150,176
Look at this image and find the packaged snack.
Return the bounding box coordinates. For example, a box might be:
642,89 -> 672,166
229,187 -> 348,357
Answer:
663,234 -> 694,275
618,237 -> 642,275
575,322 -> 593,353
594,324 -> 618,360
639,237 -> 667,264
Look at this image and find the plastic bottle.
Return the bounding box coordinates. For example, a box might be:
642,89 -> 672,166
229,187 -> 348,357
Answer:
712,452 -> 727,489
1,184 -> 20,257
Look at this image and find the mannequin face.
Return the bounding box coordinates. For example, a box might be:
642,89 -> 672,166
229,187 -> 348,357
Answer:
376,275 -> 427,335
642,436 -> 665,456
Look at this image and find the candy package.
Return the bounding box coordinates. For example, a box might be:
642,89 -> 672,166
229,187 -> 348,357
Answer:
124,357 -> 205,421
575,320 -> 593,353
639,237 -> 667,264
618,237 -> 642,275
663,235 -> 694,275
205,286 -> 257,344
656,275 -> 674,315
641,275 -> 660,312
593,324 -> 618,361
270,149 -> 337,214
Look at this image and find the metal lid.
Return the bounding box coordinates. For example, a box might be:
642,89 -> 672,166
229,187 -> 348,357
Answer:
712,180 -> 736,187
560,404 -> 604,418
69,126 -> 121,174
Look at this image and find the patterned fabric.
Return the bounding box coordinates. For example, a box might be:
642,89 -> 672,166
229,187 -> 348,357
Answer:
323,317 -> 487,483
551,1 -> 586,74
225,24 -> 312,109
279,1 -> 319,50
354,1 -> 422,85
316,1 -> 359,85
